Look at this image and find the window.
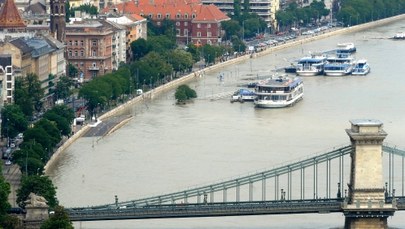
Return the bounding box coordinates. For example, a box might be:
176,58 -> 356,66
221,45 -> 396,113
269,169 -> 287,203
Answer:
92,62 -> 97,67
184,14 -> 188,19
197,32 -> 201,37
207,23 -> 211,28
92,50 -> 97,56
80,62 -> 84,67
7,75 -> 11,81
7,90 -> 11,96
197,23 -> 201,28
148,14 -> 153,18
176,22 -> 180,26
68,50 -> 72,56
207,32 -> 211,37
74,40 -> 78,46
184,29 -> 188,36
74,51 -> 78,56
176,29 -> 180,35
176,13 -> 181,19
6,83 -> 11,89
92,40 -> 97,46
80,50 -> 84,56
184,21 -> 188,26
166,13 -> 170,19
192,14 -> 196,18
81,40 -> 84,46
157,14 -> 161,19
69,40 -> 72,46
157,21 -> 161,26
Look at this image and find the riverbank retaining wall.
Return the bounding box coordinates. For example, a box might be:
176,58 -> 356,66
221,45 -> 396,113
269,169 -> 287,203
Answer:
44,14 -> 405,174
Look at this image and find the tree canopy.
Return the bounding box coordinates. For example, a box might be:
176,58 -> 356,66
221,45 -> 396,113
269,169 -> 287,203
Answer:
17,175 -> 58,209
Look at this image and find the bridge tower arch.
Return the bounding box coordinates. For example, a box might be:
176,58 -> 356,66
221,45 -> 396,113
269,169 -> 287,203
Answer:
343,119 -> 397,228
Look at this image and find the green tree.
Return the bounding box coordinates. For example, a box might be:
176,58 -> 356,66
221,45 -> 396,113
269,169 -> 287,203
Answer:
14,77 -> 34,117
72,3 -> 98,15
167,49 -> 194,78
54,76 -> 74,102
0,174 -> 10,216
1,105 -> 28,139
40,205 -> 73,229
174,84 -> 197,103
68,63 -> 78,78
26,73 -> 44,112
130,38 -> 152,60
221,20 -> 241,41
17,175 -> 58,209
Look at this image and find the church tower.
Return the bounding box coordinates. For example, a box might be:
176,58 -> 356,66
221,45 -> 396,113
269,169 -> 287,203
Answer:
50,0 -> 66,43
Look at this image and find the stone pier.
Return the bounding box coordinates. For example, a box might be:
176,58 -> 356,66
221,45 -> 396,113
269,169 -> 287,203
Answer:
343,119 -> 397,229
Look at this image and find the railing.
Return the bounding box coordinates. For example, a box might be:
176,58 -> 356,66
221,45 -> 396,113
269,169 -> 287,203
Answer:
67,199 -> 343,221
66,145 -> 405,221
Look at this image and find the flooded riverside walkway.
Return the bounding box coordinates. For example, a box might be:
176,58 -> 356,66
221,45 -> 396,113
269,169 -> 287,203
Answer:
47,15 -> 405,229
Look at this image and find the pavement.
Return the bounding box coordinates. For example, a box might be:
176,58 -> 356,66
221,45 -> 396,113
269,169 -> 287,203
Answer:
83,115 -> 132,137
1,162 -> 21,207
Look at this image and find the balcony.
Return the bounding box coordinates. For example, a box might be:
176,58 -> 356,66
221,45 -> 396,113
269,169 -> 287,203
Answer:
88,66 -> 100,71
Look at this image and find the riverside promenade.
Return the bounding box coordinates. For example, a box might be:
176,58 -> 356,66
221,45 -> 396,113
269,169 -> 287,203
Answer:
43,14 -> 405,175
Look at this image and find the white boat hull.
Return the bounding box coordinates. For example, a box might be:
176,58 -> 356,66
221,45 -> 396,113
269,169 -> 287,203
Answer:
254,94 -> 303,108
296,70 -> 322,76
351,69 -> 370,75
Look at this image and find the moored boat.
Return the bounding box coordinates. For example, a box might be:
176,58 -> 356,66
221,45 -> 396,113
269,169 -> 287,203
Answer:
392,32 -> 405,39
295,54 -> 327,76
351,59 -> 370,76
323,52 -> 355,76
336,42 -> 356,53
254,76 -> 303,108
230,89 -> 256,103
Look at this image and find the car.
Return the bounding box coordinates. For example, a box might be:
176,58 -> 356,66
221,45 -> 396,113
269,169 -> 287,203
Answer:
17,133 -> 23,139
5,160 -> 11,165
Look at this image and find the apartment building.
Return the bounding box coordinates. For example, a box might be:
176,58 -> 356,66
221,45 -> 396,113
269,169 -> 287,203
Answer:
201,0 -> 280,30
65,19 -> 114,80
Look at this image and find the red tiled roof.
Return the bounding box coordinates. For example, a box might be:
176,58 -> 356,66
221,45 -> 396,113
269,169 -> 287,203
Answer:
0,0 -> 26,28
102,0 -> 229,22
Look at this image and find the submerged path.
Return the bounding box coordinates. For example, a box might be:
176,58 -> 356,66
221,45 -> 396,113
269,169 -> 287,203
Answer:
82,115 -> 132,137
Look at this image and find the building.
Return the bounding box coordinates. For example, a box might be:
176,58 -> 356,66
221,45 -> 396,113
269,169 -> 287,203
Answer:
0,36 -> 65,99
102,19 -> 127,70
0,54 -> 14,105
65,19 -> 114,80
102,0 -> 230,46
50,0 -> 66,43
105,14 -> 147,63
201,0 -> 279,30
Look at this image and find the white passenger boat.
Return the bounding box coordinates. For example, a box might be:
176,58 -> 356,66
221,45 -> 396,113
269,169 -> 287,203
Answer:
323,53 -> 355,76
393,32 -> 405,39
295,54 -> 327,76
254,76 -> 304,108
351,59 -> 370,76
336,42 -> 356,53
230,89 -> 256,103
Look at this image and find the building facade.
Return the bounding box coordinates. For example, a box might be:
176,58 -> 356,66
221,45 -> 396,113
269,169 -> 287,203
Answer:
105,15 -> 147,63
65,19 -> 113,81
0,54 -> 14,105
201,0 -> 280,30
102,0 -> 230,45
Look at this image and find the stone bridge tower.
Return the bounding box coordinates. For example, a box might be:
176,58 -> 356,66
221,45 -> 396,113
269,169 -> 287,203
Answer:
343,119 -> 397,229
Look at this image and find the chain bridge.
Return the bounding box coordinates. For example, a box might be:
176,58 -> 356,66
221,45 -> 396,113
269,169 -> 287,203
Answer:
66,120 -> 405,228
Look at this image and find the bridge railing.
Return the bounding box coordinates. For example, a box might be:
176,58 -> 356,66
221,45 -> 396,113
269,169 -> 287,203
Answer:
66,144 -> 405,213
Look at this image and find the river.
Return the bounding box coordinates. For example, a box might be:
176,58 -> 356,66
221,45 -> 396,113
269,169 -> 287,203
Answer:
47,18 -> 405,229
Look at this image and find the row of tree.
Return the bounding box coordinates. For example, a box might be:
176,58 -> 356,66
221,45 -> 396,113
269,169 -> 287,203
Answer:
335,0 -> 405,26
276,0 -> 405,31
